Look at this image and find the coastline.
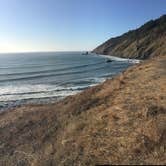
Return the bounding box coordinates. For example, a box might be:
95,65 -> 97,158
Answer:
98,54 -> 141,64
0,54 -> 135,112
92,15 -> 166,60
0,54 -> 165,165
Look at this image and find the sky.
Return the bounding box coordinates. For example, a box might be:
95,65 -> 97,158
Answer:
0,0 -> 165,52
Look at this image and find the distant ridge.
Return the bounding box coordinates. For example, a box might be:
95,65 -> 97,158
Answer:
93,15 -> 166,59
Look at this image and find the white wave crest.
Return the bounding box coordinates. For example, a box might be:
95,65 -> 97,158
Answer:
99,54 -> 141,63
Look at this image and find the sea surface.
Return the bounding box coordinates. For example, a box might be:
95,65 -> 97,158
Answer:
0,52 -> 137,111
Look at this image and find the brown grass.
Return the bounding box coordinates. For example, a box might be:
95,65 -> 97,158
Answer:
93,15 -> 166,60
0,55 -> 166,165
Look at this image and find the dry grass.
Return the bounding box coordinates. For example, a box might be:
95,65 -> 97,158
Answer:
93,15 -> 166,60
0,55 -> 166,165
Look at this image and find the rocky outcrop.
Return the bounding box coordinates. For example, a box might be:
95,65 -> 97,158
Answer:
93,15 -> 166,59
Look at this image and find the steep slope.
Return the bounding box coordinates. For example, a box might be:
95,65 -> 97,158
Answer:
93,15 -> 166,59
0,55 -> 165,165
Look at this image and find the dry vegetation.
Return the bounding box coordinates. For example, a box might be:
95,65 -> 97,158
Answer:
93,15 -> 166,59
0,54 -> 165,165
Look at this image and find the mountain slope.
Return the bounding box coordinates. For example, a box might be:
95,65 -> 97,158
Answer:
93,15 -> 166,59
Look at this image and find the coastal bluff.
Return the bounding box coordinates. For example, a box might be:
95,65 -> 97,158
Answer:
0,55 -> 165,165
93,15 -> 166,59
0,15 -> 166,165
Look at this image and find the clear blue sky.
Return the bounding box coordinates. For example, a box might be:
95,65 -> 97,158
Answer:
0,0 -> 165,52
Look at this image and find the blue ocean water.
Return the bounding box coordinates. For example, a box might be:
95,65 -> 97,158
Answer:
0,52 -> 135,110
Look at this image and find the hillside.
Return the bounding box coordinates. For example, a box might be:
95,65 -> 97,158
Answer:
0,55 -> 165,165
93,15 -> 166,59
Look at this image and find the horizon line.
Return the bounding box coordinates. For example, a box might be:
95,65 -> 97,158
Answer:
0,50 -> 91,54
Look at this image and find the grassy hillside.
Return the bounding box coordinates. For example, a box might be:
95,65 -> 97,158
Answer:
0,55 -> 165,165
93,15 -> 166,59
0,14 -> 166,166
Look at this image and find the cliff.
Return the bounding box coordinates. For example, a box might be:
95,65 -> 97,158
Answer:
93,15 -> 166,59
0,55 -> 165,165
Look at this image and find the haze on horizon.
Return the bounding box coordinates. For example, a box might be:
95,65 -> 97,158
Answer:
0,0 -> 165,53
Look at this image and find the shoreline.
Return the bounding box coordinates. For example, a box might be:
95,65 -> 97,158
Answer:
98,54 -> 141,63
0,54 -> 137,112
0,55 -> 165,165
0,13 -> 165,165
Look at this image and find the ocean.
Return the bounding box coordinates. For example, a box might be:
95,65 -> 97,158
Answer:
0,52 -> 137,111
